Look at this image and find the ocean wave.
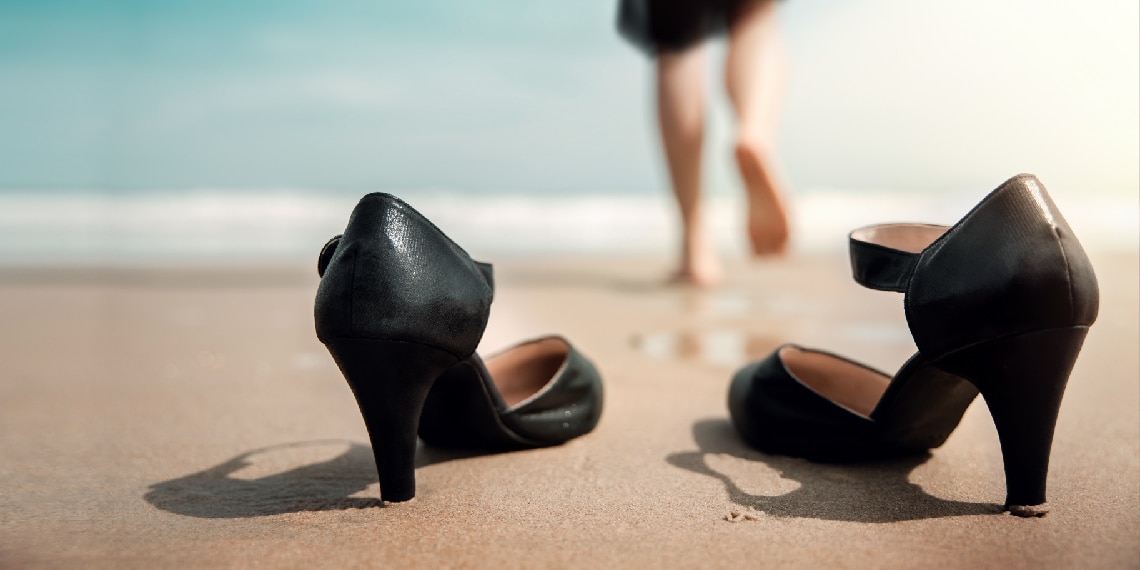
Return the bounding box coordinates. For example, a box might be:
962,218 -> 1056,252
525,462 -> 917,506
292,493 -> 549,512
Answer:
0,190 -> 1134,263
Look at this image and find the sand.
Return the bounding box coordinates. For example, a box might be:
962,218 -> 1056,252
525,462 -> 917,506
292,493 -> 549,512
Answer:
0,252 -> 1136,569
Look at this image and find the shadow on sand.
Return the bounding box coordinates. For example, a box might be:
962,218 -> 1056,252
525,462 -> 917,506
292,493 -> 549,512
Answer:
667,419 -> 1003,522
144,440 -> 483,518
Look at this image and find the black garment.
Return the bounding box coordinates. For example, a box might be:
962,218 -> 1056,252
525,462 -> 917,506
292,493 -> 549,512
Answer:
617,0 -> 752,55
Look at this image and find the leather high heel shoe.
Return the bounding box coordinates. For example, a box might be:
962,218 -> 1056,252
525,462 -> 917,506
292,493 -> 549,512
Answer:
727,174 -> 1098,516
316,194 -> 603,502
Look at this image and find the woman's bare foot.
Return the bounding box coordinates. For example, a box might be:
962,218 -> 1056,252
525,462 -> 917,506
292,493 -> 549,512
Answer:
734,138 -> 790,256
669,232 -> 723,288
669,263 -> 722,288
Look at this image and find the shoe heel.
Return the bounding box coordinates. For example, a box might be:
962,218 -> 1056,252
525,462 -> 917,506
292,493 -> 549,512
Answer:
938,326 -> 1088,516
324,338 -> 460,502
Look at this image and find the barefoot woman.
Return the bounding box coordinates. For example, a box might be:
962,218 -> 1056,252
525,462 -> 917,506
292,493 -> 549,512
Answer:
619,0 -> 790,287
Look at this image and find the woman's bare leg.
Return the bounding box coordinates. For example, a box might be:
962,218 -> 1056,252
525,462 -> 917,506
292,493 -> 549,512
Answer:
657,45 -> 722,286
725,0 -> 790,256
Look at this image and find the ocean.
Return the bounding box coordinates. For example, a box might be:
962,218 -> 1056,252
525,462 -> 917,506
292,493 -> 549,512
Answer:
1,188 -> 1133,264
1,1 -> 1135,264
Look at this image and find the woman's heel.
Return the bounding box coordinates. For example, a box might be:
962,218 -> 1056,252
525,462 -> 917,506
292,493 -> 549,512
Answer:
938,326 -> 1089,516
323,338 -> 460,503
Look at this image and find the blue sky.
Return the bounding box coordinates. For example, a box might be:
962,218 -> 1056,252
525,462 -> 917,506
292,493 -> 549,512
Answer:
1,0 -> 1136,195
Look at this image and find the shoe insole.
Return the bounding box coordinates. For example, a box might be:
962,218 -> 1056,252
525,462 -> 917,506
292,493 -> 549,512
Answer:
779,346 -> 890,418
484,337 -> 569,408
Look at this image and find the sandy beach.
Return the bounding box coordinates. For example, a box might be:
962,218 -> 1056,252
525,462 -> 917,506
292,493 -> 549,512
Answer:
0,251 -> 1136,569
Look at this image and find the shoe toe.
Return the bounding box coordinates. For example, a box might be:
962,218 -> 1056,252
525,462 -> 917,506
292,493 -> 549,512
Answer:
420,336 -> 603,450
728,347 -> 883,462
500,337 -> 603,446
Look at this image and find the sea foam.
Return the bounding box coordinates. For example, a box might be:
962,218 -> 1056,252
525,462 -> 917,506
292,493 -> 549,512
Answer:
0,190 -> 1134,263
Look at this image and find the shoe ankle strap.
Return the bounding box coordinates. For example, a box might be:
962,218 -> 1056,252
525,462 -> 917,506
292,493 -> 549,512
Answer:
848,223 -> 948,292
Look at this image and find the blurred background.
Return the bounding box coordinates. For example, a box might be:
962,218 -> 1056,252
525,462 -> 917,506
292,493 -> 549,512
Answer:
1,0 -> 1136,263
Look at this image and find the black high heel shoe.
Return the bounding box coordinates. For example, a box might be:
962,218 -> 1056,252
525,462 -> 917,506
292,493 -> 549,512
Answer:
728,174 -> 1098,516
316,194 -> 603,502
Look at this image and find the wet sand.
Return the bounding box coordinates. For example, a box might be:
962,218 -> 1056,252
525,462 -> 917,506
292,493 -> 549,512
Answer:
0,252 -> 1136,568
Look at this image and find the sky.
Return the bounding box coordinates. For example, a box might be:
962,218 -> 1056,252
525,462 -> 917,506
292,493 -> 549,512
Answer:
0,0 -> 1136,196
